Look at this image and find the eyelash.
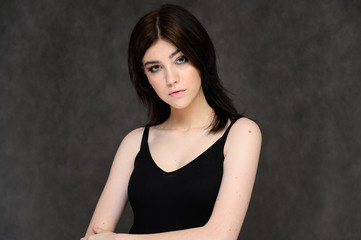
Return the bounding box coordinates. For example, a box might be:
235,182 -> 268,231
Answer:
147,56 -> 188,73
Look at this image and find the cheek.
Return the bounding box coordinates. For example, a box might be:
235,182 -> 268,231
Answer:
145,73 -> 156,88
147,77 -> 164,96
186,69 -> 202,85
148,77 -> 158,89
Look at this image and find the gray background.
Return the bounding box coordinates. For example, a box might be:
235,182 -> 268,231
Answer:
1,0 -> 360,239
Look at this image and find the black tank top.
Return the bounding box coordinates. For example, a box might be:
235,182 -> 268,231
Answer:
127,120 -> 237,234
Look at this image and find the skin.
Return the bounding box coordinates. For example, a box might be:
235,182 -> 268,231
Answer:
81,39 -> 262,240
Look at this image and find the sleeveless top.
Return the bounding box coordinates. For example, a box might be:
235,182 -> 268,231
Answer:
127,119 -> 238,234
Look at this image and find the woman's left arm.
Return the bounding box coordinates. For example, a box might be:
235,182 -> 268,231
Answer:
86,117 -> 262,240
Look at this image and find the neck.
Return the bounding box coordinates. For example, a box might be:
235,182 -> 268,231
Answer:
164,89 -> 215,131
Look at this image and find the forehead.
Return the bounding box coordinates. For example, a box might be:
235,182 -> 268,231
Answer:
142,39 -> 179,62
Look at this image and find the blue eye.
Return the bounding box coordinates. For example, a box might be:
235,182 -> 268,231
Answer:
176,56 -> 188,64
148,65 -> 161,73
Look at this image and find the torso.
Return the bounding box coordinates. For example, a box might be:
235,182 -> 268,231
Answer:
127,118 -> 238,234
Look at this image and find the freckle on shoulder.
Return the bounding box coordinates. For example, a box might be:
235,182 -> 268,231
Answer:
232,117 -> 262,137
234,117 -> 259,129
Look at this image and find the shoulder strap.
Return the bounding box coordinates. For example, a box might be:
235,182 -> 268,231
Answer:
224,117 -> 240,136
140,125 -> 150,148
220,117 -> 242,144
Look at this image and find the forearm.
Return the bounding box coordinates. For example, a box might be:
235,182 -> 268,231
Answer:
115,224 -> 229,240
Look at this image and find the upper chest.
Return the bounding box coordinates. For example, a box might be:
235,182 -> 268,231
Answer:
147,127 -> 227,173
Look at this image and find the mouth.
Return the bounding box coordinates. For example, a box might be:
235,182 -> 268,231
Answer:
169,89 -> 186,97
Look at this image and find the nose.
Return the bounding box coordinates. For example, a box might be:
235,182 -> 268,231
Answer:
164,65 -> 179,85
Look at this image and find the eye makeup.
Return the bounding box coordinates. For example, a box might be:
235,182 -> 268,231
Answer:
146,55 -> 188,73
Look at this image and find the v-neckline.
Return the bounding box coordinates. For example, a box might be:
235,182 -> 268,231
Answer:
146,124 -> 230,175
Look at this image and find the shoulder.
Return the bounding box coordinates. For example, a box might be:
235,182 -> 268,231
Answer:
122,126 -> 145,143
224,117 -> 262,157
114,126 -> 146,162
230,117 -> 262,138
121,126 -> 145,151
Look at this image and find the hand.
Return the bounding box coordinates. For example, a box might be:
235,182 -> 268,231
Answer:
83,226 -> 118,240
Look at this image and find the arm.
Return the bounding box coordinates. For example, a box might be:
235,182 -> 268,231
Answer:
82,128 -> 144,239
87,118 -> 262,240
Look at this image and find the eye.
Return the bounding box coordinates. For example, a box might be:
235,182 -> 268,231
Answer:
148,65 -> 161,73
176,56 -> 188,64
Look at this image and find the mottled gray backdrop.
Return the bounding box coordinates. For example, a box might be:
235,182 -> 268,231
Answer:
1,0 -> 360,239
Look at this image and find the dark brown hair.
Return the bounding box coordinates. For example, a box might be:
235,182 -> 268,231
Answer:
128,4 -> 242,132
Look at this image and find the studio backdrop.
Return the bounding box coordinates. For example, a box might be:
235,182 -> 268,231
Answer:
1,0 -> 360,240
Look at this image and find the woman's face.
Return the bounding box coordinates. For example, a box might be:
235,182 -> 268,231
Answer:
142,39 -> 203,110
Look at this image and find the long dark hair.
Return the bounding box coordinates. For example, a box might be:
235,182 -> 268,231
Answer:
128,4 -> 242,133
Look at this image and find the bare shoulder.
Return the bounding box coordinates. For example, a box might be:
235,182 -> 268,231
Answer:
114,126 -> 145,164
121,127 -> 145,147
224,117 -> 262,157
230,117 -> 262,138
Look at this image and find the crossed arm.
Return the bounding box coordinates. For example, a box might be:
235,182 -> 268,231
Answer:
81,117 -> 262,240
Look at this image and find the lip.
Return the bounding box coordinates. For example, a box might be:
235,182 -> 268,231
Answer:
169,89 -> 186,97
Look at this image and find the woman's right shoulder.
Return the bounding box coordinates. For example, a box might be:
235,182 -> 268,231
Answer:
118,126 -> 146,156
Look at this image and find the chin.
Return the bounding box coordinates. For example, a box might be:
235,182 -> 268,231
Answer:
168,101 -> 192,110
169,104 -> 189,110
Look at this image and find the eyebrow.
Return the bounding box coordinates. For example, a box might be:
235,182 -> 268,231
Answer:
143,49 -> 181,67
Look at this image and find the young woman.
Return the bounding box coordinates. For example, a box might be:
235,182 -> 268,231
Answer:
82,4 -> 261,240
